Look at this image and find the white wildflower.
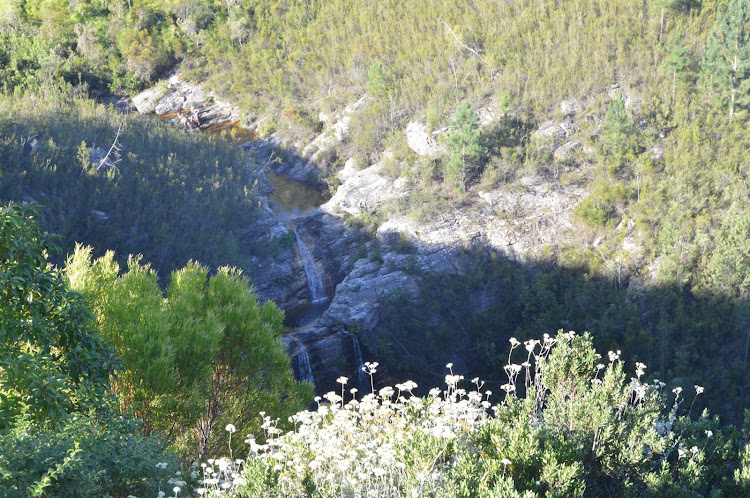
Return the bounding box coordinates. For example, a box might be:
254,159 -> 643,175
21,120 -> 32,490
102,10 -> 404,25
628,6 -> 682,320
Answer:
635,362 -> 646,378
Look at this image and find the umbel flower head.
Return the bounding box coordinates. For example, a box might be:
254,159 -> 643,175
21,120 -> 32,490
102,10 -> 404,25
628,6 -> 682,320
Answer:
189,331 -> 713,497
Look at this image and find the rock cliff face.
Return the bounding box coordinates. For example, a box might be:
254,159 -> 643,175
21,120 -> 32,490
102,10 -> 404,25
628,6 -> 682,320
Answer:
131,77 -> 589,396
132,74 -> 238,129
302,167 -> 583,393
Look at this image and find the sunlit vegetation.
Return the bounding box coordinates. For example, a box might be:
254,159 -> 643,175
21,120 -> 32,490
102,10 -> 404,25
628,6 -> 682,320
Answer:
6,0 -> 750,494
65,245 -> 312,459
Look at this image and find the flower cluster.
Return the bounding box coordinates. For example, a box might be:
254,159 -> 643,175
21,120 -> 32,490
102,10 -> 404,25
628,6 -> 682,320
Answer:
174,332 -> 712,497
241,366 -> 491,496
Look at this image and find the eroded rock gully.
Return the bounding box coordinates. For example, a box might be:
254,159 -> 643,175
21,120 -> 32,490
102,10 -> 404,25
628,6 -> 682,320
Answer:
132,76 -> 586,396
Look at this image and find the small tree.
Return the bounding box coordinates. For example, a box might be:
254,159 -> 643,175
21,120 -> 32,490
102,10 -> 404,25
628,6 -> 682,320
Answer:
66,246 -> 313,458
700,0 -> 750,125
367,61 -> 388,99
601,94 -> 636,175
445,103 -> 485,191
0,203 -> 174,497
662,31 -> 690,103
0,203 -> 116,428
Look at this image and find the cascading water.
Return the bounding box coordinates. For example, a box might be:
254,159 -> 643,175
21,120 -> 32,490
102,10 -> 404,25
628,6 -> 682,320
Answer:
294,229 -> 327,303
341,330 -> 370,394
282,337 -> 316,385
296,346 -> 315,384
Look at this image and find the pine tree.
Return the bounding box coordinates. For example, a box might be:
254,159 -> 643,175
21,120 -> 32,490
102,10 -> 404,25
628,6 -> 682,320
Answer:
601,94 -> 635,175
662,31 -> 690,103
367,62 -> 388,98
445,103 -> 485,191
700,0 -> 750,125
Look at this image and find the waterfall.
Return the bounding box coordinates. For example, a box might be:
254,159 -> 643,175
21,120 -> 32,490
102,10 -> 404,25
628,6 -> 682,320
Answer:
294,229 -> 327,303
341,330 -> 369,394
282,337 -> 316,385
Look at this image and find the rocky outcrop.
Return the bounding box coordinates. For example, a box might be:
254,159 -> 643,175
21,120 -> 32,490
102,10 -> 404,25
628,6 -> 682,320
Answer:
301,97 -> 365,162
131,85 -> 168,114
133,73 -> 239,130
554,140 -> 583,163
280,149 -> 585,393
323,160 -> 410,217
286,325 -> 369,396
533,120 -> 579,149
405,122 -> 443,158
130,79 -> 595,396
608,83 -> 643,113
261,96 -> 367,185
560,98 -> 583,117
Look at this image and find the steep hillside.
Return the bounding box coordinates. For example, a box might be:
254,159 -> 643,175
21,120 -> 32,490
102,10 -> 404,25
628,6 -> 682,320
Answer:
0,92 -> 271,278
5,0 -> 750,422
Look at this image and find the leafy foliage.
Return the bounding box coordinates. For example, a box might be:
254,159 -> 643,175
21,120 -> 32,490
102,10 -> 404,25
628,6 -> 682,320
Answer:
700,0 -> 750,124
445,103 -> 485,191
224,333 -> 750,497
0,202 -> 116,428
601,94 -> 636,174
0,202 -> 173,496
0,406 -> 174,498
65,246 -> 313,459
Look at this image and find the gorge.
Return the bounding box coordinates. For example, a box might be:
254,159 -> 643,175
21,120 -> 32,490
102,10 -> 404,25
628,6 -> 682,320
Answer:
133,74 -> 586,397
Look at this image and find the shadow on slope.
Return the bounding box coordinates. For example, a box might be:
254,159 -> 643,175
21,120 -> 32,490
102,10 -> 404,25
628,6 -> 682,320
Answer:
0,95 -> 278,281
362,243 -> 750,425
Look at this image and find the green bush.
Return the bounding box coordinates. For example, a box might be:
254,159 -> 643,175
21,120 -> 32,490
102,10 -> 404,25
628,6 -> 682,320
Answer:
0,407 -> 174,498
0,202 -> 174,497
66,246 -> 313,459
0,202 -> 115,428
214,332 -> 750,497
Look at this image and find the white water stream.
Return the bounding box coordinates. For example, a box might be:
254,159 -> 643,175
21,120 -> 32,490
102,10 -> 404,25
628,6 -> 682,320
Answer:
341,330 -> 370,394
282,337 -> 316,385
294,229 -> 327,303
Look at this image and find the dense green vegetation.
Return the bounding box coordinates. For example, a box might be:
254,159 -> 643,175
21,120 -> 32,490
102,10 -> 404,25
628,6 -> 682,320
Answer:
374,249 -> 750,425
233,333 -> 750,497
7,0 -> 750,493
66,245 -> 312,459
0,203 -> 172,496
0,90 -> 267,279
0,204 -> 312,493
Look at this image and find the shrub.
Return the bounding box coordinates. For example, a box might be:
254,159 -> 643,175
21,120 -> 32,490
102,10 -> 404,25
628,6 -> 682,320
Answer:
196,331 -> 745,497
0,202 -> 174,497
0,407 -> 174,498
0,202 -> 115,428
66,247 -> 313,460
